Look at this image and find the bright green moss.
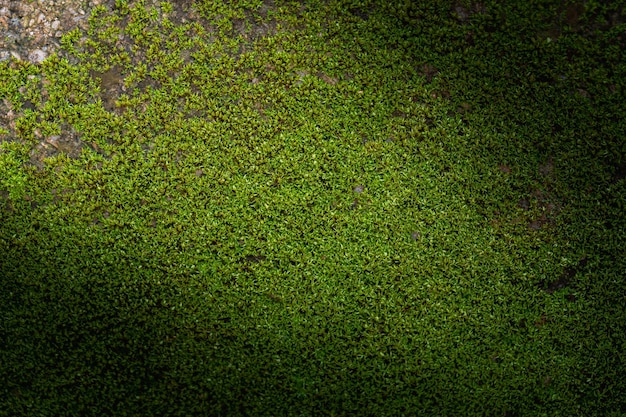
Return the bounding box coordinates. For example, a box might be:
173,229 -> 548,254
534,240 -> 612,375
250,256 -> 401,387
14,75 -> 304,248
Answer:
0,0 -> 624,415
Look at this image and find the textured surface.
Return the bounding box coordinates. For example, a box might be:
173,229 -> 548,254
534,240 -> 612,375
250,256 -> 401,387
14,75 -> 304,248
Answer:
1,0 -> 625,415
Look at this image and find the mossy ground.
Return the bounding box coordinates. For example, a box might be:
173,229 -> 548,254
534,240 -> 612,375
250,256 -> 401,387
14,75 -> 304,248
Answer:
1,0 -> 625,415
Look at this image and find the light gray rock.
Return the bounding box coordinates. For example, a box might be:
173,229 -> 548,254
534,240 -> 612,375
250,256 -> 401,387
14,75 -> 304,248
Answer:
28,48 -> 47,63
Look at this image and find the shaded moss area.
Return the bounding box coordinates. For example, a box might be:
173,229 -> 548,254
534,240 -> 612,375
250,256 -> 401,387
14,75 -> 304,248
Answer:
1,0 -> 625,415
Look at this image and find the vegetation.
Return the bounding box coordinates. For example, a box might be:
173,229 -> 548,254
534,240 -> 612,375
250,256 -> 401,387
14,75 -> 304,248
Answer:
1,0 -> 625,415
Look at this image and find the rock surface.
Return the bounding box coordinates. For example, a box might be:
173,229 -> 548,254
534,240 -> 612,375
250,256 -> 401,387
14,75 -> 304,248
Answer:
0,0 -> 108,64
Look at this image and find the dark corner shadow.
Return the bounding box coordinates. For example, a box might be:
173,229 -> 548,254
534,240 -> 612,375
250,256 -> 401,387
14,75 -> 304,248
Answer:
0,212 -> 292,415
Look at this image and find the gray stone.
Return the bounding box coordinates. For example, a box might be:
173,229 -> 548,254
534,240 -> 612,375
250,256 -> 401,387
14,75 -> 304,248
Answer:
28,48 -> 47,63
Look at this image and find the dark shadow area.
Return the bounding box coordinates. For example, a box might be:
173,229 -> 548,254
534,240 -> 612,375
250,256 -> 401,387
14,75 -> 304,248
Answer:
387,1 -> 626,413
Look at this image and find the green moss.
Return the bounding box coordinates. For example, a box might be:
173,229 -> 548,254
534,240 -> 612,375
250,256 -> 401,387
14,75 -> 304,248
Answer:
0,142 -> 30,201
1,0 -> 625,415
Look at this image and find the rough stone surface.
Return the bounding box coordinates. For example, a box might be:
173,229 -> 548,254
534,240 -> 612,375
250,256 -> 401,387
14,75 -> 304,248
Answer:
0,0 -> 109,64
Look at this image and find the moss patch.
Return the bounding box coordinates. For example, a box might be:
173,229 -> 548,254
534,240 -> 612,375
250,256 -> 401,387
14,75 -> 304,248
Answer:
1,0 -> 625,415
